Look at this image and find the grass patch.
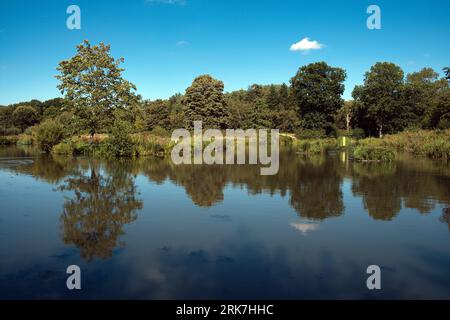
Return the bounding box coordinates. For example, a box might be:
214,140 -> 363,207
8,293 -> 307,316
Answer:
51,141 -> 74,155
17,134 -> 33,145
131,133 -> 174,157
296,138 -> 338,155
0,136 -> 19,145
353,146 -> 396,162
358,130 -> 450,160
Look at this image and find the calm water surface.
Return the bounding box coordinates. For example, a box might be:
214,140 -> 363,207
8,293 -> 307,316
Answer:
0,145 -> 449,299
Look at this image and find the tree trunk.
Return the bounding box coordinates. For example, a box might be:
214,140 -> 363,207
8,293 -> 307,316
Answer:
378,123 -> 383,138
89,128 -> 95,145
346,113 -> 351,132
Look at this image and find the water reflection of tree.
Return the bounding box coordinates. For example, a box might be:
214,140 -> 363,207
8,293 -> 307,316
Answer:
59,160 -> 142,262
289,157 -> 344,220
351,161 -> 450,220
440,207 -> 450,231
138,152 -> 344,220
11,154 -> 77,184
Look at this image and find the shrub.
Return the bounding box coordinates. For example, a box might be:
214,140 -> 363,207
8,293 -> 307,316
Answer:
52,141 -> 74,155
107,120 -> 134,157
131,133 -> 173,157
297,138 -> 338,154
353,146 -> 395,162
151,125 -> 170,137
296,129 -> 326,140
0,136 -> 13,145
36,120 -> 65,152
349,128 -> 366,139
357,130 -> 450,160
17,134 -> 33,145
5,127 -> 21,136
421,139 -> 450,159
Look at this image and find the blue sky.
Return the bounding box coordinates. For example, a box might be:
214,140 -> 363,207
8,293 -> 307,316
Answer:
0,0 -> 449,105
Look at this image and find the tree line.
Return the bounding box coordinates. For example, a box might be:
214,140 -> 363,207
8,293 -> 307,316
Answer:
1,40 -> 449,139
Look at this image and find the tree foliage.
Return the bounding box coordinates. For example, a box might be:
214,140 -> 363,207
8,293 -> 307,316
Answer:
12,105 -> 39,131
56,40 -> 138,139
352,62 -> 405,137
291,62 -> 346,132
183,74 -> 229,129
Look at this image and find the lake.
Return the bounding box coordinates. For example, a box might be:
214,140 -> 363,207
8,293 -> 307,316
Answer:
0,145 -> 449,299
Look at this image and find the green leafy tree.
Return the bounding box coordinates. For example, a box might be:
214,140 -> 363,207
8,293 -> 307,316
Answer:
290,62 -> 346,133
12,105 -> 39,131
404,68 -> 448,128
352,62 -> 404,137
144,100 -> 170,130
56,40 -> 138,141
278,83 -> 291,109
183,75 -> 230,129
107,119 -> 134,157
0,107 -> 14,135
266,85 -> 280,109
429,89 -> 450,129
36,119 -> 65,152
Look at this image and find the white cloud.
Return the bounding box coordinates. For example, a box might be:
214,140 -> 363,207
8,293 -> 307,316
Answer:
290,222 -> 319,235
290,37 -> 324,52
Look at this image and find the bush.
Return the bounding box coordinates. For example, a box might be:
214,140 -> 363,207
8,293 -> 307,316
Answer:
36,120 -> 65,152
107,120 -> 134,157
297,138 -> 338,154
324,123 -> 338,138
421,139 -> 450,159
131,133 -> 173,157
296,129 -> 326,139
17,134 -> 33,145
353,146 -> 395,162
349,128 -> 366,139
5,127 -> 21,136
0,136 -> 15,145
357,130 -> 450,159
151,125 -> 170,137
52,141 -> 74,155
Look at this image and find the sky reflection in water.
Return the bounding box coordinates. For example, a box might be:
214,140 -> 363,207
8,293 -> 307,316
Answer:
0,146 -> 449,299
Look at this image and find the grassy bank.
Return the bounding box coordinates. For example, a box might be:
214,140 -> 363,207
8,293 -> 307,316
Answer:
51,133 -> 174,158
290,130 -> 449,161
2,129 -> 449,161
356,130 -> 450,160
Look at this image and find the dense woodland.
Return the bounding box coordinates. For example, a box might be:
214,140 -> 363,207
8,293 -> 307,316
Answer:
0,41 -> 449,142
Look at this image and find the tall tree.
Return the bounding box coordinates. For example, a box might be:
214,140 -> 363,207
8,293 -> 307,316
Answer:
266,85 -> 280,109
352,62 -> 404,137
144,99 -> 170,130
183,74 -> 229,129
290,62 -> 346,132
0,107 -> 14,135
56,40 -> 138,141
429,89 -> 450,129
278,83 -> 291,109
404,68 -> 448,128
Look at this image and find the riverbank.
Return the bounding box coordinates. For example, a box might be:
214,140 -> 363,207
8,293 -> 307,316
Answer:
292,129 -> 449,161
1,129 -> 449,161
